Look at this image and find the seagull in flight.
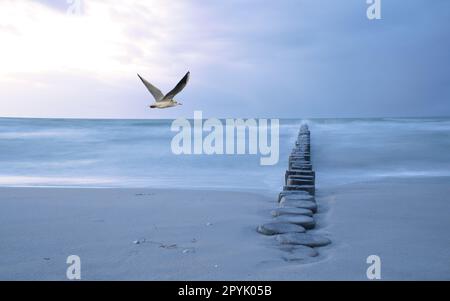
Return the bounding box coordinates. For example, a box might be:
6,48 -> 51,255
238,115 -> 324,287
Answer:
137,72 -> 190,109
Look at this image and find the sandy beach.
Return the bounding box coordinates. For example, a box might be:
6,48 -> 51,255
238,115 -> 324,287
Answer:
1,176 -> 449,280
0,187 -> 277,280
1,0 -> 449,285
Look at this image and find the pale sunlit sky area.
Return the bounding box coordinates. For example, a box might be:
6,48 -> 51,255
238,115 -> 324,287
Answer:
0,0 -> 449,119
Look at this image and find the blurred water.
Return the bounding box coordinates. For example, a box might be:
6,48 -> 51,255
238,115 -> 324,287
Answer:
0,118 -> 300,191
308,118 -> 450,187
0,117 -> 449,191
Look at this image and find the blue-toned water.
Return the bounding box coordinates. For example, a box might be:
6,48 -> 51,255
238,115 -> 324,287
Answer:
0,117 -> 449,191
308,118 -> 450,187
0,118 -> 298,191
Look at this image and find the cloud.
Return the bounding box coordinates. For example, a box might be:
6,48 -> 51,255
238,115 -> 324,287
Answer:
0,0 -> 239,81
0,0 -> 246,118
0,0 -> 449,118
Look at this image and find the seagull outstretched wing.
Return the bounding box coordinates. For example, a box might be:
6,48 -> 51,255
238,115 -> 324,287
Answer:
137,74 -> 164,102
163,72 -> 190,101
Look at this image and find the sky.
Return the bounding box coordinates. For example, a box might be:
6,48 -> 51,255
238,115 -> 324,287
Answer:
0,0 -> 449,119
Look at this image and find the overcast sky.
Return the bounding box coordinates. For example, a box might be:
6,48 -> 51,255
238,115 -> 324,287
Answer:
0,0 -> 449,119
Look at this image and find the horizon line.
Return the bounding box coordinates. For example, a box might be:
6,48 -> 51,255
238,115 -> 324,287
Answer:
1,115 -> 450,121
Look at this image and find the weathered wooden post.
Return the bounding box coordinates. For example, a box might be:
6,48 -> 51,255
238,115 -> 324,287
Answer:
257,124 -> 330,260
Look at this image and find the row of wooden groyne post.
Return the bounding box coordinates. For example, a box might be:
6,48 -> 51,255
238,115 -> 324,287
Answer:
257,124 -> 331,261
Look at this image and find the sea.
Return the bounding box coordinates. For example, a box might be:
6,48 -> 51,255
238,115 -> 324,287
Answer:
0,117 -> 449,192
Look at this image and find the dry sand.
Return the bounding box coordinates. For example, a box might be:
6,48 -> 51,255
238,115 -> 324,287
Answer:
0,176 -> 449,280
